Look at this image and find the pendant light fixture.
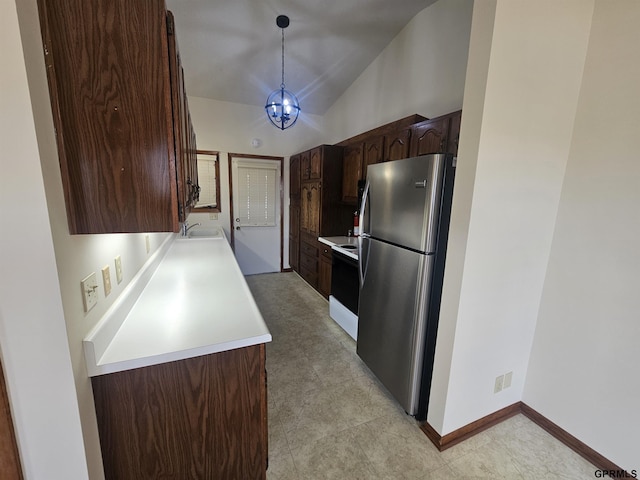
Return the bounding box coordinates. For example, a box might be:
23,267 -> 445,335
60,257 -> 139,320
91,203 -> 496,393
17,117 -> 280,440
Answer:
265,15 -> 300,130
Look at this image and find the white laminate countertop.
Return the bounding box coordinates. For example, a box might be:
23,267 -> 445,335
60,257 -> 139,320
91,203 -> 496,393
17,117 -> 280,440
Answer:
83,230 -> 271,377
319,236 -> 360,260
318,236 -> 359,247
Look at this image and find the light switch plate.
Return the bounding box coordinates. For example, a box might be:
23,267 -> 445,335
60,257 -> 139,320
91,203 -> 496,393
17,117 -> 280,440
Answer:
81,272 -> 98,312
102,265 -> 111,296
145,235 -> 150,254
114,255 -> 123,284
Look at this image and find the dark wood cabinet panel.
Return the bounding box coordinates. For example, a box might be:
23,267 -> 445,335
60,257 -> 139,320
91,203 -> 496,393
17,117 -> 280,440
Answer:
318,247 -> 332,299
290,144 -> 355,293
167,12 -> 197,222
384,128 -> 412,162
409,117 -> 449,157
342,144 -> 363,204
290,154 -> 301,200
92,345 -> 267,480
446,110 -> 462,156
309,147 -> 322,179
289,154 -> 301,271
299,239 -> 319,288
318,255 -> 332,299
300,150 -> 311,181
0,360 -> 23,480
38,0 -> 195,233
363,136 -> 385,178
301,181 -> 321,237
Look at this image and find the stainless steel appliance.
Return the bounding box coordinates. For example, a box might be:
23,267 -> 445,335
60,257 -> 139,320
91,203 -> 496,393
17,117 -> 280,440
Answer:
357,153 -> 455,419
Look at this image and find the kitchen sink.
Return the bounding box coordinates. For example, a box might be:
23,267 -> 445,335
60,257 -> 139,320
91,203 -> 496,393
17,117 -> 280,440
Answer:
337,244 -> 357,250
179,227 -> 225,239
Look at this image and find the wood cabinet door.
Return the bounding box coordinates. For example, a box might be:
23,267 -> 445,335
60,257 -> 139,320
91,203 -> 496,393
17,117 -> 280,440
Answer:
409,117 -> 450,157
38,0 -> 179,233
300,150 -> 311,180
92,346 -> 267,480
363,136 -> 384,179
301,182 -> 321,237
342,144 -> 363,204
384,128 -> 411,162
309,147 -> 322,179
307,182 -> 321,237
318,254 -> 332,298
300,182 -> 321,236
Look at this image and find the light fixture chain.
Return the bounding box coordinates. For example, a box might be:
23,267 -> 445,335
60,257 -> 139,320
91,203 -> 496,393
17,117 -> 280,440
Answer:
281,27 -> 285,89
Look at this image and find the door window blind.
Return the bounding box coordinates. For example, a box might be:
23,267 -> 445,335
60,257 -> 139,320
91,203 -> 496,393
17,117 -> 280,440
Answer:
236,163 -> 278,226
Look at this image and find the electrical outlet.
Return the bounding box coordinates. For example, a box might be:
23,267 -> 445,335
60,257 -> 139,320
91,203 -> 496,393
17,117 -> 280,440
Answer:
209,212 -> 218,220
114,255 -> 123,284
81,272 -> 98,312
504,371 -> 513,389
145,235 -> 150,254
494,375 -> 504,393
102,265 -> 111,296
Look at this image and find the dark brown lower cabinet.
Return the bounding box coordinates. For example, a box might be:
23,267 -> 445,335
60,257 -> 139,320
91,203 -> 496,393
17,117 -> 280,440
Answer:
1,360 -> 23,480
92,344 -> 267,480
318,245 -> 333,299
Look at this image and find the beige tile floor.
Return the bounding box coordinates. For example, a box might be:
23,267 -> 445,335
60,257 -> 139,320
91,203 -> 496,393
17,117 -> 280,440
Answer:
245,272 -> 598,480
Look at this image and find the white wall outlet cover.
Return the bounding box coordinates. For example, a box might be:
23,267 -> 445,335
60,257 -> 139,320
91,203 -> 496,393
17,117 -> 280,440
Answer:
209,213 -> 218,220
102,265 -> 111,296
114,255 -> 123,284
494,375 -> 504,394
504,371 -> 513,389
81,272 -> 98,313
251,138 -> 262,148
145,235 -> 150,254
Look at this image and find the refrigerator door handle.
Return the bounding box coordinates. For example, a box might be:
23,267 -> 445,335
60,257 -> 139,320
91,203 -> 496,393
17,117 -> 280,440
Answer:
359,180 -> 370,237
358,180 -> 371,286
358,235 -> 370,286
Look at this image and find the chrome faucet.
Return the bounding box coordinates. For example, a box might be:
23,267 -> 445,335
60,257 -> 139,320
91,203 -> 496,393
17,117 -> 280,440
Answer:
181,222 -> 201,236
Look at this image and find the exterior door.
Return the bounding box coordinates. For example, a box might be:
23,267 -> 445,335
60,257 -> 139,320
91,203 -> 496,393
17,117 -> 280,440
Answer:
230,155 -> 283,275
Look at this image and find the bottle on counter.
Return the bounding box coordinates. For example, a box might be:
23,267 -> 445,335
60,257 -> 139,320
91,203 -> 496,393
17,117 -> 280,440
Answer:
353,210 -> 360,236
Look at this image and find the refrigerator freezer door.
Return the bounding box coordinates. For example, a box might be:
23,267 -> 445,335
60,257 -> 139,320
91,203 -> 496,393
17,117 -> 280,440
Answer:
357,238 -> 434,415
364,154 -> 447,253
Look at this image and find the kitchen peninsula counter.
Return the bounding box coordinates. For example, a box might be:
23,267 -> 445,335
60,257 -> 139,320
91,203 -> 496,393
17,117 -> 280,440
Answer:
83,231 -> 272,377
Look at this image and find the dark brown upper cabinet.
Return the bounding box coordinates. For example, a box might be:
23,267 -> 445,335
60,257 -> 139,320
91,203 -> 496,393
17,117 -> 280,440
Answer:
409,110 -> 462,157
363,135 -> 385,180
341,144 -> 363,204
383,128 -> 412,162
37,0 -> 196,233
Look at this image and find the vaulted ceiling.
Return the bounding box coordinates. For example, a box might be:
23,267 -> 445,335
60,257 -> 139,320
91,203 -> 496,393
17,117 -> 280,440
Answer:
165,0 -> 438,115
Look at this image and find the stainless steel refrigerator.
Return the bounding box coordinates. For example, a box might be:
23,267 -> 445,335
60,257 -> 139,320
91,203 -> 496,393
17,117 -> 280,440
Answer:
357,153 -> 456,419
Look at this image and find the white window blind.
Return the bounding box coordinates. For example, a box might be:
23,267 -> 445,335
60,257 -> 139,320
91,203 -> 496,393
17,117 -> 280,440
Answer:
236,163 -> 278,226
196,154 -> 218,207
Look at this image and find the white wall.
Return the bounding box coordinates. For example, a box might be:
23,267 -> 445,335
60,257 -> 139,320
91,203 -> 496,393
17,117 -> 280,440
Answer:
0,1 -> 89,478
186,96 -> 325,268
429,0 -> 594,433
322,0 -> 473,145
524,0 -> 640,469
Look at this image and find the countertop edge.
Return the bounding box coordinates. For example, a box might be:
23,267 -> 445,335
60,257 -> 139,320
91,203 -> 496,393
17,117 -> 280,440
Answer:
85,333 -> 272,377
